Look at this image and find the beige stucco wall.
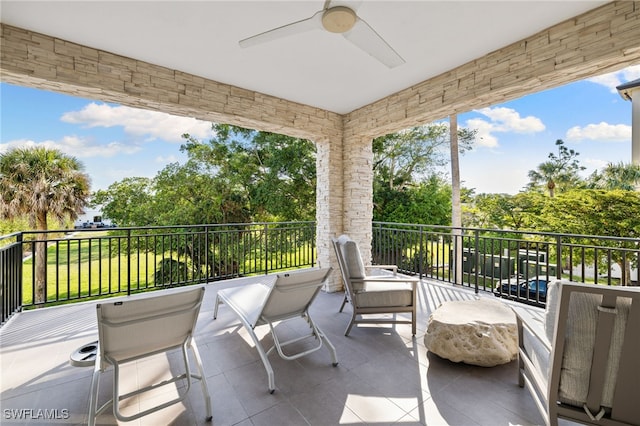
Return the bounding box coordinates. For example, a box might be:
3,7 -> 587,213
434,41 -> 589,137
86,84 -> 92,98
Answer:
2,1 -> 640,291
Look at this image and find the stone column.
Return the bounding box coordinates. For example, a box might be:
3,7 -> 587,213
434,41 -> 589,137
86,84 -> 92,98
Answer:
342,133 -> 374,266
315,133 -> 345,292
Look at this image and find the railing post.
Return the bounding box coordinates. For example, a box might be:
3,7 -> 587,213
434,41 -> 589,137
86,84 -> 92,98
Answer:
204,225 -> 210,280
419,226 -> 424,279
311,222 -> 316,268
264,223 -> 269,275
17,232 -> 23,309
556,235 -> 563,280
127,229 -> 132,296
473,229 -> 480,294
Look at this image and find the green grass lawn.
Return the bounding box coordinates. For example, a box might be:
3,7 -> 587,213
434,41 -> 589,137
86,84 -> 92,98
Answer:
22,232 -> 161,305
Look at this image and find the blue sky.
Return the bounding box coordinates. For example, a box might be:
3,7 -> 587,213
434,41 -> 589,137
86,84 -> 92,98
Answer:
1,64 -> 639,195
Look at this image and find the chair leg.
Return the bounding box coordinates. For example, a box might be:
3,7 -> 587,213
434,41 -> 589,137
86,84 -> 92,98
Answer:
88,366 -> 101,426
339,294 -> 348,313
234,316 -> 275,393
411,308 -> 416,336
344,310 -> 357,336
190,341 -> 213,422
305,313 -> 339,366
319,327 -> 339,366
213,294 -> 221,319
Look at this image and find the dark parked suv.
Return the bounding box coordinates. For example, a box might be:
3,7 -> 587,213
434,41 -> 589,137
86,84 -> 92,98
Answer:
495,277 -> 549,302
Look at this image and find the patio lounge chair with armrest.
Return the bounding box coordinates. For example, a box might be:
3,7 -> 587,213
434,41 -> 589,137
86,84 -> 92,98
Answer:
88,287 -> 212,426
332,235 -> 419,336
513,280 -> 640,426
213,267 -> 338,393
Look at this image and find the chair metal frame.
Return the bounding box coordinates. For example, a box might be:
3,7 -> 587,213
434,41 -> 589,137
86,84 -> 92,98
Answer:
514,281 -> 640,426
88,287 -> 212,425
332,236 -> 419,336
213,267 -> 338,393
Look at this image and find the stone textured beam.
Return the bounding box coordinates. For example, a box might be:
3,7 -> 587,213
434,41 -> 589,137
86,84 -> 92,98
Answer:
0,23 -> 343,142
346,1 -> 640,139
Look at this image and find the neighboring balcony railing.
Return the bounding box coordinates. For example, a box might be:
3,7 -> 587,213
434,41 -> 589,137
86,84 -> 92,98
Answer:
2,220 -> 638,325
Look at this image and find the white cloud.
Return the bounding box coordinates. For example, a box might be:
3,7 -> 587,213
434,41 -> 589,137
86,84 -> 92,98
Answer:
565,122 -> 631,141
61,103 -> 214,142
464,118 -> 499,148
465,107 -> 545,148
583,157 -> 608,170
0,136 -> 141,158
156,155 -> 179,163
477,107 -> 546,133
587,65 -> 640,93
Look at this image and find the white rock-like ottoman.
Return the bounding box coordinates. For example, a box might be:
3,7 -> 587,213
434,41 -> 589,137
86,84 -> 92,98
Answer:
424,298 -> 518,367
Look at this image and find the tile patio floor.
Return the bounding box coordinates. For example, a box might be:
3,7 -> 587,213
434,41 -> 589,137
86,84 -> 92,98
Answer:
1,276 -> 549,425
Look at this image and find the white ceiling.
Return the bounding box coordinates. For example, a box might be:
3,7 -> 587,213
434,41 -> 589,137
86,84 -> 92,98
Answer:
0,0 -> 608,114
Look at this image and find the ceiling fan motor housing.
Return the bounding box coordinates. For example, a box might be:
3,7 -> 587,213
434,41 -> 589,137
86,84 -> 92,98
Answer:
322,6 -> 357,33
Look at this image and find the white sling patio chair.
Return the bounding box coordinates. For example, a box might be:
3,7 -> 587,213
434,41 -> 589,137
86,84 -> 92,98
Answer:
513,280 -> 640,426
88,287 -> 212,426
332,235 -> 419,336
213,267 -> 338,393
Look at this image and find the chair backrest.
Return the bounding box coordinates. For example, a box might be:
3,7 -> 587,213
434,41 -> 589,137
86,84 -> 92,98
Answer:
261,267 -> 332,322
331,235 -> 365,293
96,287 -> 205,368
547,281 -> 640,424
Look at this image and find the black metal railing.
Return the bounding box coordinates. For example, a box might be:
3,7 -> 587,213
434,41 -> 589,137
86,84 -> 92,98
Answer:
3,220 -> 639,325
0,232 -> 23,325
372,222 -> 639,307
0,221 -> 315,321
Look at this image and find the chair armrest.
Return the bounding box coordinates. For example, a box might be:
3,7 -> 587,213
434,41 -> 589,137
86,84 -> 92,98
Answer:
365,265 -> 398,274
512,304 -> 551,403
512,305 -> 551,353
352,276 -> 419,285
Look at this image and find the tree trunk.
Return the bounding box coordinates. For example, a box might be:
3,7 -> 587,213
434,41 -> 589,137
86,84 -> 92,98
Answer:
450,114 -> 463,284
35,211 -> 48,304
621,258 -> 631,286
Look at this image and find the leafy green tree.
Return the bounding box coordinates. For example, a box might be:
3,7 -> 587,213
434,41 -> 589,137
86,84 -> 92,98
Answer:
182,124 -> 316,221
466,192 -> 547,230
372,123 -> 476,227
374,175 -> 452,225
94,125 -> 316,226
538,189 -> 640,285
153,161 -> 250,226
587,162 -> 640,191
372,123 -> 475,191
527,139 -> 585,197
91,177 -> 154,226
93,125 -> 317,282
0,147 -> 90,302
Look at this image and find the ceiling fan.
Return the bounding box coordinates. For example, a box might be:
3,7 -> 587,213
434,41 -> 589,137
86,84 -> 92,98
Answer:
239,0 -> 405,69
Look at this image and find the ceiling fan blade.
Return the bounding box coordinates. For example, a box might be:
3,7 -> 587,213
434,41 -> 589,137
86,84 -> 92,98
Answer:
343,17 -> 405,68
239,11 -> 323,48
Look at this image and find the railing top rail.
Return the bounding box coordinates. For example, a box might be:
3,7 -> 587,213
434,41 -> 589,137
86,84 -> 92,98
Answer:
373,221 -> 640,244
0,231 -> 23,242
17,220 -> 315,237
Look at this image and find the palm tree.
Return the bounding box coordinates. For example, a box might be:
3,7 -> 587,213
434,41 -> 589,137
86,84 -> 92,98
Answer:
527,139 -> 585,197
528,161 -> 560,197
0,147 -> 90,303
588,162 -> 640,191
